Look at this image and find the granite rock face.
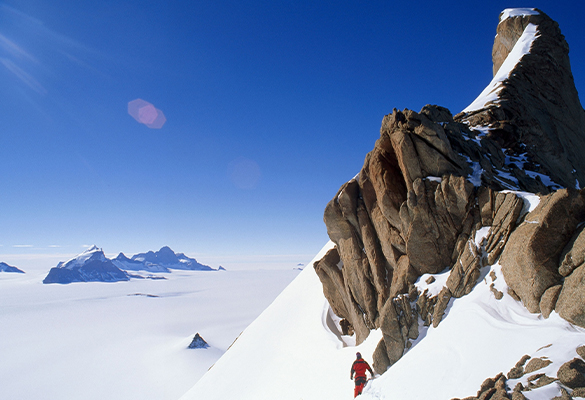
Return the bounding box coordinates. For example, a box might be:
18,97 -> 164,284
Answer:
314,8 -> 585,375
499,189 -> 585,313
459,9 -> 585,191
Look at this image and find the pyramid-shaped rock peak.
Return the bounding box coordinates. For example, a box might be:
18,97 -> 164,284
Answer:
188,333 -> 210,349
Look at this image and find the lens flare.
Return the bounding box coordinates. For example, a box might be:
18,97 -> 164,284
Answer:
128,99 -> 166,129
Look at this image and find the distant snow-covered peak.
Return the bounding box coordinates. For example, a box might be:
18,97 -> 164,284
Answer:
77,245 -> 101,256
0,262 -> 25,273
79,245 -> 104,257
499,8 -> 540,23
62,245 -> 106,270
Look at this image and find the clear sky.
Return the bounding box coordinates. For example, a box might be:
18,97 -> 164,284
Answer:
1,1 -> 584,271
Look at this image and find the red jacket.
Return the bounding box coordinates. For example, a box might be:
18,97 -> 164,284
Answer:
351,358 -> 373,379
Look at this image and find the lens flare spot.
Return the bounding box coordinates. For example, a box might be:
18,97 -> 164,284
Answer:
228,157 -> 262,190
128,99 -> 166,129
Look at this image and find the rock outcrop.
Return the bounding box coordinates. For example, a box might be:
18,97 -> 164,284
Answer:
459,8 -> 585,191
188,333 -> 210,349
500,188 -> 585,313
455,346 -> 585,400
314,8 -> 585,375
0,262 -> 25,273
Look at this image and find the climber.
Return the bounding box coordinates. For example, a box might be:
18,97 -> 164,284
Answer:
350,352 -> 374,397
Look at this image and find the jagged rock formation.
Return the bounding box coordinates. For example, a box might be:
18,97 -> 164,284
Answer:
0,262 -> 24,273
115,246 -> 214,272
313,8 -> 585,376
43,245 -> 130,284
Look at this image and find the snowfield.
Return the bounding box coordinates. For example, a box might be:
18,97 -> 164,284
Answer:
0,266 -> 299,400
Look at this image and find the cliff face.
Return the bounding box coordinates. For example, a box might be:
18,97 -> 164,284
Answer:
314,7 -> 585,382
461,8 -> 585,190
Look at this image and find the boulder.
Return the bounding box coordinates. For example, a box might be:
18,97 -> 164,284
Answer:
578,346 -> 585,359
557,264 -> 585,328
511,391 -> 527,400
476,373 -> 509,400
559,224 -> 585,277
525,373 -> 557,389
557,358 -> 585,388
540,285 -> 562,319
507,354 -> 531,379
500,189 -> 585,313
372,339 -> 392,375
524,357 -> 553,374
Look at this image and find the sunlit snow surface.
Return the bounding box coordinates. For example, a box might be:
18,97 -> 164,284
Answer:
500,8 -> 540,22
463,22 -> 539,113
0,267 -> 299,400
182,241 -> 585,400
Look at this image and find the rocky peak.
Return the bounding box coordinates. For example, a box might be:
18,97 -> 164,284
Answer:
492,8 -> 543,76
314,8 -> 585,377
458,8 -> 585,191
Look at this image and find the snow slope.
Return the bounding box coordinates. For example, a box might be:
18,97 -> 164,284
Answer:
463,20 -> 539,113
182,241 -> 585,400
0,267 -> 299,400
180,241 -> 383,400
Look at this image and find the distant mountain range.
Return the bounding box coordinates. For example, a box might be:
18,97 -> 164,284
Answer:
0,262 -> 24,273
43,245 -> 216,284
113,246 -> 214,273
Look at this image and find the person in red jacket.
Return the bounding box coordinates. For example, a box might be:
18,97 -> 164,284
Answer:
350,352 -> 374,397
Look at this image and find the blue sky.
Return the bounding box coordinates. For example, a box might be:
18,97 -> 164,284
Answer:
1,1 -> 584,270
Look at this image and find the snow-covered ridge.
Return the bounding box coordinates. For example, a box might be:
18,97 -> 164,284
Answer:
463,22 -> 539,113
58,245 -> 106,270
181,242 -> 585,400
